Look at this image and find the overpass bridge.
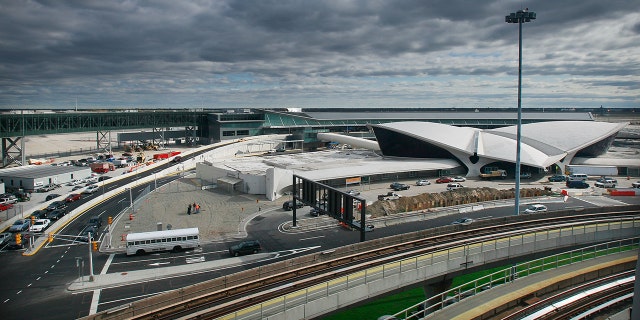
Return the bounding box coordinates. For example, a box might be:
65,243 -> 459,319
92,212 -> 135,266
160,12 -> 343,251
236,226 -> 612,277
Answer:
0,110 -> 207,167
84,207 -> 640,319
2,108 -> 613,168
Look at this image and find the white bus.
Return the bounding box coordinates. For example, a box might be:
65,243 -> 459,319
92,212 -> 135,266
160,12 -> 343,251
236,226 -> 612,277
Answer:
125,227 -> 200,256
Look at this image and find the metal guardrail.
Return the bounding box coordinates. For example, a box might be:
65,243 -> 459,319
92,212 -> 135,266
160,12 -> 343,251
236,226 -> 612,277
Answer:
393,237 -> 639,319
210,217 -> 639,320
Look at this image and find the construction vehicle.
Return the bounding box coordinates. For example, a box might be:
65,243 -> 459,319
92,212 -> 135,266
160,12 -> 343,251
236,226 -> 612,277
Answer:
377,192 -> 402,201
136,152 -> 146,163
480,169 -> 507,180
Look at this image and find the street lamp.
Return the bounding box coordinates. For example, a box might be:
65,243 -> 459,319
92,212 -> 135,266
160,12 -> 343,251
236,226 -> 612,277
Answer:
506,8 -> 536,215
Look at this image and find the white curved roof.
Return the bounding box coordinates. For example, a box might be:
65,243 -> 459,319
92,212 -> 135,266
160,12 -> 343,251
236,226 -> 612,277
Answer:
373,121 -> 627,168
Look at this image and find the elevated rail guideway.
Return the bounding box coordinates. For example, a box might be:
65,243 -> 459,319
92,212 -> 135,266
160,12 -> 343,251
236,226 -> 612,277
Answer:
84,207 -> 640,320
1,110 -> 207,167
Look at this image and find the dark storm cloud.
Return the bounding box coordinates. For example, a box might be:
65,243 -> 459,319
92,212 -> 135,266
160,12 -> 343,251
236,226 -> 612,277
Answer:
0,0 -> 638,108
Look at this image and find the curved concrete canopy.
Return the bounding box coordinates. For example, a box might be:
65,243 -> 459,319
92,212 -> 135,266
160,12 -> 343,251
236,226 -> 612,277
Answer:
370,121 -> 627,173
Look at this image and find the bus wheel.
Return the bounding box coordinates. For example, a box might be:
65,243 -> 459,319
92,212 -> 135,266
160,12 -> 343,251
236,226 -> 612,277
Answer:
173,246 -> 182,253
136,249 -> 145,255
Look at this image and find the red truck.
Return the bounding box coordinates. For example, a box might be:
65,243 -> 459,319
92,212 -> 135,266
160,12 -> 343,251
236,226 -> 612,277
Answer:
153,151 -> 181,160
90,162 -> 115,173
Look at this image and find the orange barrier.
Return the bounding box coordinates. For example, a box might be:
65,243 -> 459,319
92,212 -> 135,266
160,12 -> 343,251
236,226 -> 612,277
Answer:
609,190 -> 638,196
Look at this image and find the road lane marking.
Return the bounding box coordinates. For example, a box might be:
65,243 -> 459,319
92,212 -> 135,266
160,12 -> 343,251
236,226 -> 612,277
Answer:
16,290 -> 22,295
90,254 -> 115,315
3,299 -> 9,303
300,235 -> 325,241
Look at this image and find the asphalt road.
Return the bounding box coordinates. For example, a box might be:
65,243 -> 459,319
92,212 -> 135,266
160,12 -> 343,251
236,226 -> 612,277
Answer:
1,167 -> 639,318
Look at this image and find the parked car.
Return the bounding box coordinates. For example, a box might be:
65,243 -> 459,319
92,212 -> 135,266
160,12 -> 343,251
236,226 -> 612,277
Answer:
524,204 -> 548,214
229,240 -> 262,256
548,175 -> 566,182
171,156 -> 183,163
46,209 -> 66,221
0,196 -> 18,205
37,184 -> 57,192
594,178 -> 616,188
47,201 -> 67,211
310,202 -> 327,216
67,179 -> 83,186
9,219 -> 31,232
82,185 -> 100,194
0,203 -> 14,211
45,193 -> 61,201
282,200 -> 305,211
451,218 -> 474,226
566,180 -> 590,189
98,176 -> 111,182
72,185 -> 84,191
633,181 -> 640,188
520,172 -> 532,179
436,177 -> 453,184
451,176 -> 466,182
446,183 -> 464,191
29,219 -> 51,232
599,176 -> 618,183
416,179 -> 431,186
65,193 -> 82,202
390,182 -> 410,191
346,190 -> 361,196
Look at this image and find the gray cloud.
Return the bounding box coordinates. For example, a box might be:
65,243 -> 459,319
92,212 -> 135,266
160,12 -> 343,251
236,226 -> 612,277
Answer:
0,0 -> 638,109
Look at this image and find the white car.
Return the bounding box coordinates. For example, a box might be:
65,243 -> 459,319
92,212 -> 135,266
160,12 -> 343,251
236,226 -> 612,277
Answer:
67,179 -> 83,186
29,219 -> 51,232
346,190 -> 361,196
84,176 -> 99,183
524,204 -> 548,214
82,185 -> 100,194
594,179 -> 616,188
451,176 -> 466,182
446,183 -> 464,191
633,181 -> 640,188
416,179 -> 431,186
451,218 -> 474,225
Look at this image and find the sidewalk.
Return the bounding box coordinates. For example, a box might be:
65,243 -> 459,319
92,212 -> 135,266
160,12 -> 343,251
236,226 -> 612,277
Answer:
105,176 -> 280,251
68,252 -> 271,292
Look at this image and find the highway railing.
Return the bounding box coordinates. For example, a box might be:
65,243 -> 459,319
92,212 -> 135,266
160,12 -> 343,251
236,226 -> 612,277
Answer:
392,237 -> 639,319
84,208 -> 640,320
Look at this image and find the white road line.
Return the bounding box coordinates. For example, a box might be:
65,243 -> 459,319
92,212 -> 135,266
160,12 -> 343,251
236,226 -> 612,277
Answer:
89,290 -> 101,315
300,235 -> 325,241
3,299 -> 9,303
16,290 -> 22,295
36,277 -> 41,281
27,283 -> 32,287
89,254 -> 116,315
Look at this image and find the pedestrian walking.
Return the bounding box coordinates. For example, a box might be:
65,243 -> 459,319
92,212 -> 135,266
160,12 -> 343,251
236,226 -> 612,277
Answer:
187,204 -> 191,215
195,203 -> 200,213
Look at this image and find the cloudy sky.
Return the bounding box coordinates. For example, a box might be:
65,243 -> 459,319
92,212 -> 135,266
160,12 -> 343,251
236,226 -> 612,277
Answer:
1,0 -> 638,110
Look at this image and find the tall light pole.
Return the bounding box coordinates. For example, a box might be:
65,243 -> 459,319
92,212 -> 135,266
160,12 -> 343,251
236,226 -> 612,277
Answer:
506,8 -> 536,215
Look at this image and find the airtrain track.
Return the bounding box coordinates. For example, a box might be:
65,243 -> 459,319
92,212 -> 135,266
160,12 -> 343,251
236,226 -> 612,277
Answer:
96,210 -> 640,320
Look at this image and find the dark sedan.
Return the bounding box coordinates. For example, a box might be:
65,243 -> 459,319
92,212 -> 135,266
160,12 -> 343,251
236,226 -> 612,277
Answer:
548,175 -> 566,182
46,209 -> 66,221
47,201 -> 67,211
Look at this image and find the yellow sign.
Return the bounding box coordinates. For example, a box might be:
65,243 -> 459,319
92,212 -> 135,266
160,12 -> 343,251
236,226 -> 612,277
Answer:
345,177 -> 361,184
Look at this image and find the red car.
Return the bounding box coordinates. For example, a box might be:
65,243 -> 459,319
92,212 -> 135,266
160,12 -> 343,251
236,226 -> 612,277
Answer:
436,177 -> 453,184
65,193 -> 82,202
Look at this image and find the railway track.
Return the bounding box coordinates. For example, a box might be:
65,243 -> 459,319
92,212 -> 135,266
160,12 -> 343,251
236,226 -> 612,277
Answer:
91,210 -> 640,320
502,270 -> 635,320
